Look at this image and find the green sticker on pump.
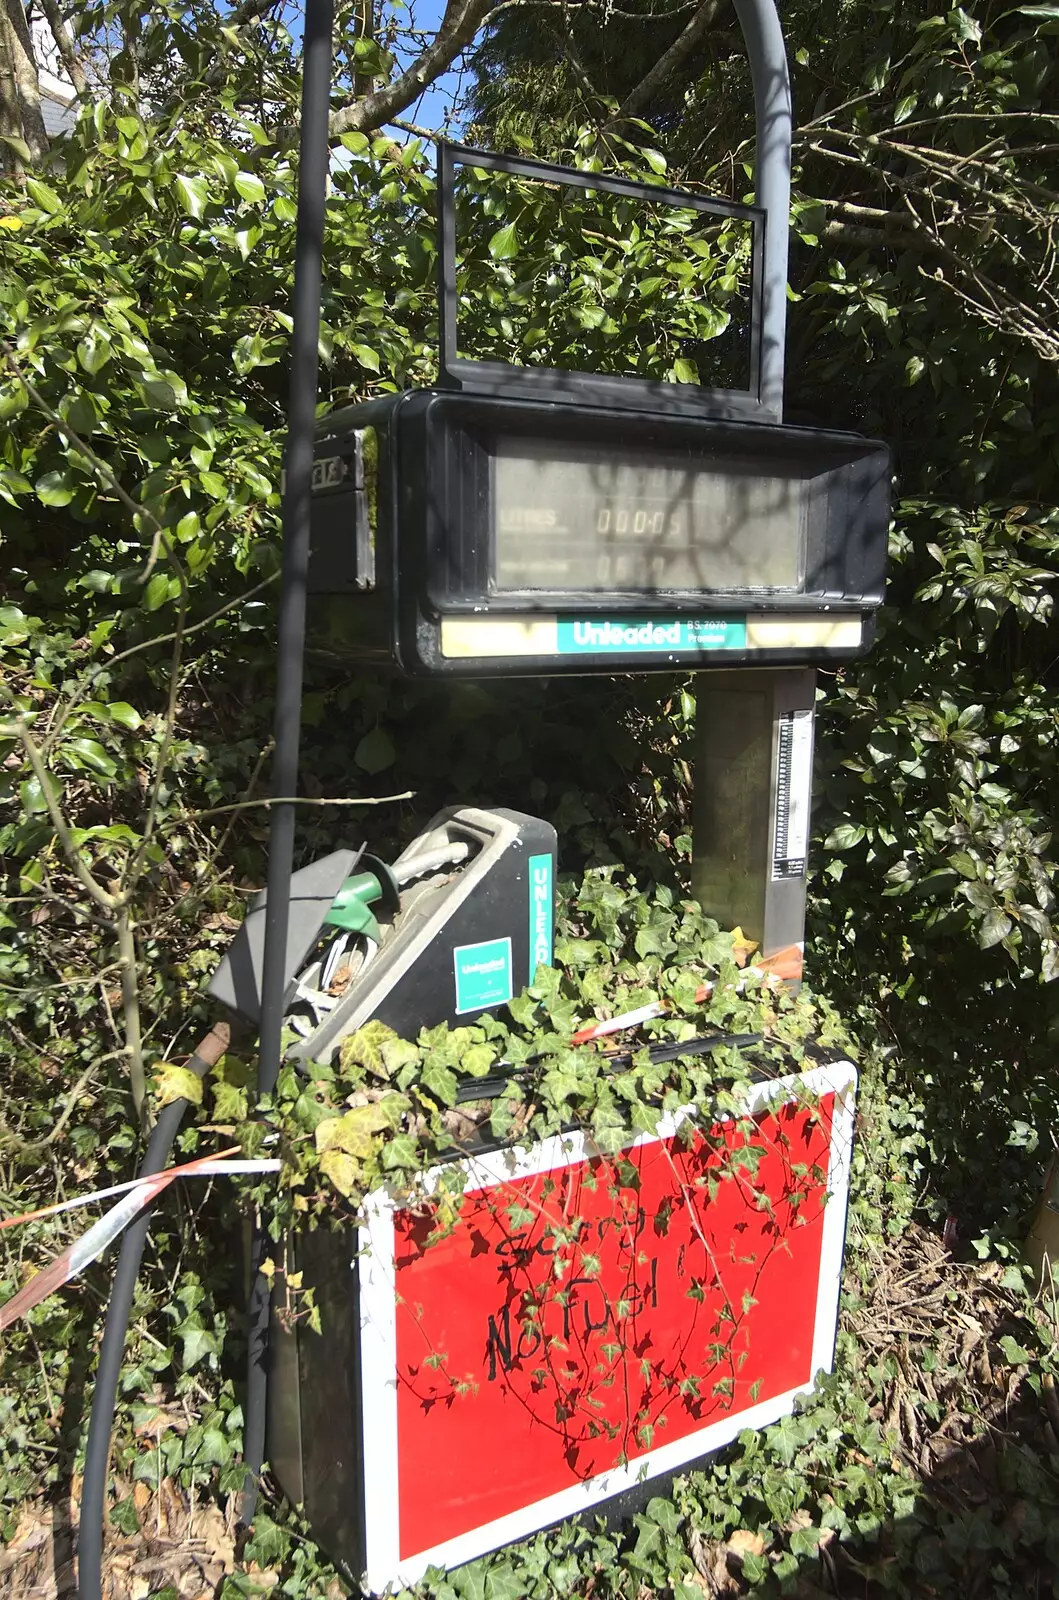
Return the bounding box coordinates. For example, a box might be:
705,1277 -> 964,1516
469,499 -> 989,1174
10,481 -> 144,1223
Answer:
528,853 -> 553,980
556,618 -> 746,654
453,937 -> 514,1015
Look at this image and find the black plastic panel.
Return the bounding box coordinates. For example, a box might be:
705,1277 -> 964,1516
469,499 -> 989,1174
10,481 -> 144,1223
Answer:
306,389 -> 889,679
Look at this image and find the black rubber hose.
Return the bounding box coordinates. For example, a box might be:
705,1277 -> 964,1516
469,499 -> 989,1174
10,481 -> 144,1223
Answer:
78,1023 -> 228,1600
241,0 -> 334,1530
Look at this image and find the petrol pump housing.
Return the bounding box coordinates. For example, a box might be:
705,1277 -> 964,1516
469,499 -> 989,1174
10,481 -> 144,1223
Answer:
263,2 -> 890,1588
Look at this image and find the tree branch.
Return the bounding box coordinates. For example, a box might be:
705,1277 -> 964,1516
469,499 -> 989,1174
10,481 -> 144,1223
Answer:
39,0 -> 87,97
115,908 -> 146,1124
329,0 -> 493,138
0,687 -> 118,917
4,0 -> 47,160
164,791 -> 416,826
607,0 -> 724,125
0,2 -> 25,173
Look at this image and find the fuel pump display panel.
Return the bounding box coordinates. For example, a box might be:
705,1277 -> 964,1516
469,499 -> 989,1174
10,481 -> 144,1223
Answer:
493,439 -> 805,593
307,389 -> 890,677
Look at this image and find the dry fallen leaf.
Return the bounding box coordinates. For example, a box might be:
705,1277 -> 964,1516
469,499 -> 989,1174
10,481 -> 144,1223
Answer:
726,1528 -> 766,1562
688,1527 -> 740,1595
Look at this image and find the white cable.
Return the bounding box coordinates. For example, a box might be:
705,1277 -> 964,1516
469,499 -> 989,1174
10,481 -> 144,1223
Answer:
392,841 -> 470,886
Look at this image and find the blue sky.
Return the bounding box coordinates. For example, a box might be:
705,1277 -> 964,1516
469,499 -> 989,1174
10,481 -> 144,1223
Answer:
286,0 -> 473,138
389,0 -> 470,137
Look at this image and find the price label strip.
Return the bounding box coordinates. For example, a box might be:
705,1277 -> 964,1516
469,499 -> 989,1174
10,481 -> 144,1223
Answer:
773,708 -> 813,879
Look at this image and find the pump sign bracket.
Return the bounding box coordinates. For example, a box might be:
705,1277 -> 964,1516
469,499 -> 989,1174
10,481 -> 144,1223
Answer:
303,139 -> 889,680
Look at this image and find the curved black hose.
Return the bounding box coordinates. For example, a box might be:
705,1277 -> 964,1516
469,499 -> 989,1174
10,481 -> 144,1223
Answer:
78,1026 -> 227,1600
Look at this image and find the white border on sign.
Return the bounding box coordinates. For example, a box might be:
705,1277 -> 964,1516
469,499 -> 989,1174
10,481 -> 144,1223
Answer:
357,1061 -> 857,1593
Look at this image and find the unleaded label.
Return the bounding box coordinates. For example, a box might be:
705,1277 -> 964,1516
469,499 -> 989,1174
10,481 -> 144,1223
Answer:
556,618 -> 746,654
528,853 -> 553,980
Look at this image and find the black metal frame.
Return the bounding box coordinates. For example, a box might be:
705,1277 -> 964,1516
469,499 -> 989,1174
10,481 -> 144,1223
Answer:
436,142 -> 769,422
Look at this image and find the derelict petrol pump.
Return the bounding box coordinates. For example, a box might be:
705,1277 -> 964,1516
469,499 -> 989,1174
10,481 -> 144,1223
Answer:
75,5 -> 889,1597
248,2 -> 889,1587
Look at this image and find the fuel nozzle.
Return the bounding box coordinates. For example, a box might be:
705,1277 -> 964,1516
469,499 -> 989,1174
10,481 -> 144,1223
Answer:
324,854 -> 401,944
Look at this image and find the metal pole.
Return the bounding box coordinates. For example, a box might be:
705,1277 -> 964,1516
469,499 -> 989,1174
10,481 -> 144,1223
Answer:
731,0 -> 792,420
243,0 -> 334,1521
258,0 -> 334,1098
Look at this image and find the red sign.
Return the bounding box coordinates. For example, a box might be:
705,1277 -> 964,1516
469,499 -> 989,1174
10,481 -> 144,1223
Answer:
358,1063 -> 855,1590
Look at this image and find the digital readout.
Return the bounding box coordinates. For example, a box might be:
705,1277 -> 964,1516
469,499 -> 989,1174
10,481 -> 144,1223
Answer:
493,440 -> 806,592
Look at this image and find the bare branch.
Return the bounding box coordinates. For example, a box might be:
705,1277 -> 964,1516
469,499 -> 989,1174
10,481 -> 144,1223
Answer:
116,908 -> 146,1126
0,341 -> 168,574
165,791 -> 416,826
0,1051 -> 122,1159
0,686 -> 118,916
38,575 -> 278,766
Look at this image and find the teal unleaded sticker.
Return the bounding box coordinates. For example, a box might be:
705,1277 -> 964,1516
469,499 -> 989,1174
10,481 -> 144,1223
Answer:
556,618 -> 746,654
453,936 -> 514,1016
528,853 -> 554,980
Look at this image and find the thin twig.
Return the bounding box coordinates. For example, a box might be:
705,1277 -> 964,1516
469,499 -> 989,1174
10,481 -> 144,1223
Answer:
0,341 -> 167,584
161,791 -> 416,826
37,575 -> 278,765
0,684 -> 117,915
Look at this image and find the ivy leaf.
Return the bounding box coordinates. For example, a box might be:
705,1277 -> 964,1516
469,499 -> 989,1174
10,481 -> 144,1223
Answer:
319,1149 -> 360,1197
671,358 -> 698,384
214,1080 -> 248,1123
339,1019 -> 399,1076
381,1036 -> 420,1075
180,1326 -> 217,1369
455,1567 -> 487,1600
485,1566 -> 524,1600
645,1496 -> 681,1535
381,1133 -> 419,1169
153,1062 -> 204,1108
316,1103 -> 391,1157
630,1100 -> 661,1136
461,1043 -> 496,1077
790,1523 -> 825,1556
109,1496 -> 139,1535
421,1057 -> 459,1106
